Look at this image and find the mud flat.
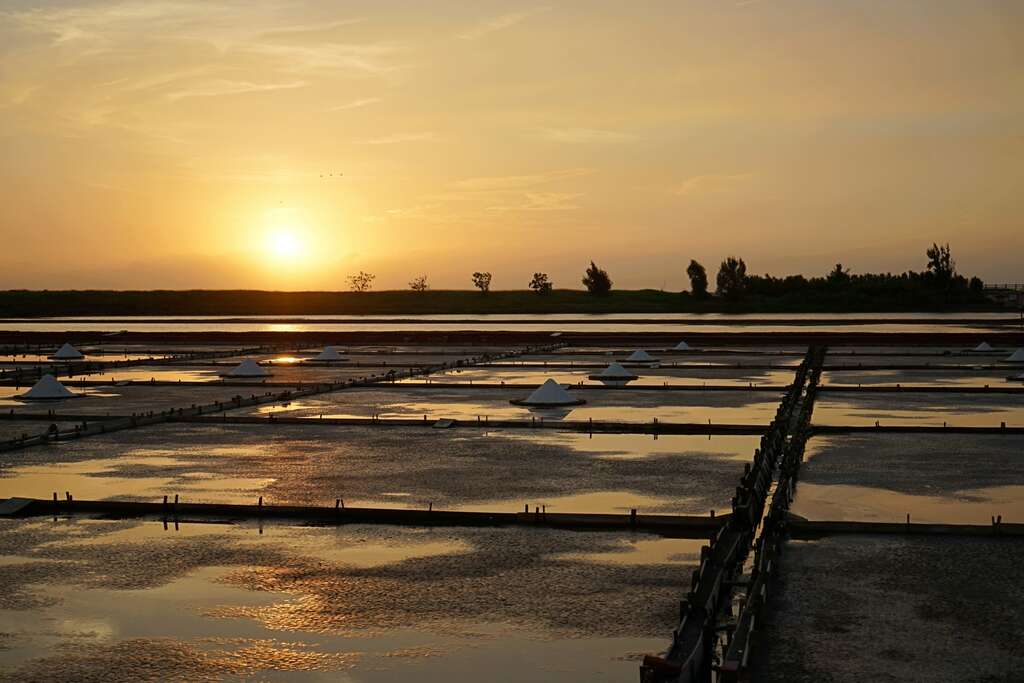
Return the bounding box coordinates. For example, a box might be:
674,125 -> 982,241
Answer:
754,535 -> 1024,682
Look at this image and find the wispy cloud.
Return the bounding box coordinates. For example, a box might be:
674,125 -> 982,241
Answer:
487,192 -> 584,211
459,7 -> 550,40
328,97 -> 381,112
538,127 -> 635,144
256,18 -> 367,45
452,168 -> 593,191
352,132 -> 436,145
166,79 -> 306,100
249,42 -> 406,76
673,173 -> 751,196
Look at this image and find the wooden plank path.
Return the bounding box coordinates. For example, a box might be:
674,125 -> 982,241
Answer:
713,349 -> 825,682
0,496 -> 727,537
640,347 -> 821,683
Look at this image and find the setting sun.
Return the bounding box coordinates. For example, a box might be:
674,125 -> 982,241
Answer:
262,207 -> 309,264
266,230 -> 303,261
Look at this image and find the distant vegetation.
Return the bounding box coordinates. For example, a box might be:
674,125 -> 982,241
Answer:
529,272 -> 553,295
408,275 -> 429,292
471,272 -> 492,293
582,261 -> 612,296
0,244 -> 996,316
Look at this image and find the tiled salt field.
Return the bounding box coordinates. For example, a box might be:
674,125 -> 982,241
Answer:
0,384 -> 281,415
487,353 -> 803,367
0,421 -> 76,442
746,343 -> 1024,681
757,535 -> 1024,681
402,365 -> 797,387
244,385 -> 784,424
790,434 -> 1024,523
812,391 -> 1024,427
0,425 -> 756,513
4,335 -> 1024,681
821,367 -> 1017,388
0,518 -> 697,682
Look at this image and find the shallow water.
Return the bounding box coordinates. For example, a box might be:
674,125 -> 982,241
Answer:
812,393 -> 1024,427
792,433 -> 1024,522
0,425 -> 755,514
0,518 -> 690,682
791,483 -> 1024,524
250,386 -> 783,425
401,365 -> 796,388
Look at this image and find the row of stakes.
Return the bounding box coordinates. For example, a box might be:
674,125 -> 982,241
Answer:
48,492 -> 669,529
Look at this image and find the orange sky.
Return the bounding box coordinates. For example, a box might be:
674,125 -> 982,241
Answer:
1,1 -> 1021,290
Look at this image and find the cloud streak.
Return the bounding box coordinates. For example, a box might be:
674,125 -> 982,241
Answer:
166,79 -> 306,100
351,132 -> 436,145
538,127 -> 635,144
673,173 -> 752,197
459,7 -> 550,40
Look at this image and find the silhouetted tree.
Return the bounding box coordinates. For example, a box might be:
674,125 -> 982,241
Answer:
716,257 -> 747,299
347,271 -> 375,292
686,260 -> 708,297
529,272 -> 553,295
826,263 -> 850,286
472,272 -> 492,293
409,275 -> 429,292
581,261 -> 612,296
969,276 -> 984,293
926,243 -> 956,282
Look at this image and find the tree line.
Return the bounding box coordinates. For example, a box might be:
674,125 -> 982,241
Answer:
346,243 -> 986,306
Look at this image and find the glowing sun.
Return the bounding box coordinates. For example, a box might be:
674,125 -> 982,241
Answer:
266,230 -> 303,260
262,208 -> 308,263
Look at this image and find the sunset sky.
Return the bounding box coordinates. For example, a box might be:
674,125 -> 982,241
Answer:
1,0 -> 1021,290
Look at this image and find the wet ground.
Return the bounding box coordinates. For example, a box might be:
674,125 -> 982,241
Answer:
0,517 -> 696,682
246,386 -> 783,424
812,392 -> 1024,428
0,424 -> 754,513
755,535 -> 1024,682
792,434 -> 1024,523
401,365 -> 797,388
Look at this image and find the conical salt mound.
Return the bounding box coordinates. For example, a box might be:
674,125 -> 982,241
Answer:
515,378 -> 582,406
973,342 -> 993,352
673,341 -> 691,351
627,349 -> 656,362
19,374 -> 77,400
1006,348 -> 1024,363
600,362 -> 636,379
50,343 -> 84,360
225,359 -> 271,377
314,346 -> 345,361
